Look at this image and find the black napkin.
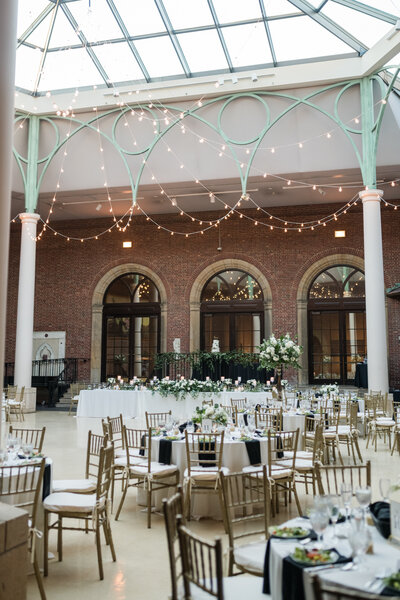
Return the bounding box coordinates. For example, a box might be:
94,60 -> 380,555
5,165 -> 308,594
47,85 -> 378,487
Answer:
158,438 -> 172,465
263,532 -> 318,595
198,440 -> 216,467
276,434 -> 284,459
282,549 -> 351,600
244,439 -> 261,465
370,501 -> 391,539
139,434 -> 146,456
178,422 -> 187,434
243,413 -> 248,427
43,463 -> 51,500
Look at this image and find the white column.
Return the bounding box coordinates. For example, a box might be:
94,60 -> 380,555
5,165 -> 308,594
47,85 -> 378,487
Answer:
14,213 -> 41,390
359,189 -> 389,393
0,0 -> 18,444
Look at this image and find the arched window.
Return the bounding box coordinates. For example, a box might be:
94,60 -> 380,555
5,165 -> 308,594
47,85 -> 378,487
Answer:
200,269 -> 264,352
102,273 -> 160,380
308,265 -> 366,384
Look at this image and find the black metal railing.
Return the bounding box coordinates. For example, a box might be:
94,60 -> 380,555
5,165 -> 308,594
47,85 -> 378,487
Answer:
4,357 -> 90,387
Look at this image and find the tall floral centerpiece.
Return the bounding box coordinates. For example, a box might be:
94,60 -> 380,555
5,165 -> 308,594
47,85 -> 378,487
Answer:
258,334 -> 302,398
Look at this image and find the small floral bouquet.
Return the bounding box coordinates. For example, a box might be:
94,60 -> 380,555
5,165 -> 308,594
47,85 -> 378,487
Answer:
192,404 -> 229,427
258,334 -> 302,370
320,383 -> 339,395
281,379 -> 289,389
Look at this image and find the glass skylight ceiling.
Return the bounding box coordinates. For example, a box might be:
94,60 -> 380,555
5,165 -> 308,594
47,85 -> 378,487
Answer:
16,0 -> 400,96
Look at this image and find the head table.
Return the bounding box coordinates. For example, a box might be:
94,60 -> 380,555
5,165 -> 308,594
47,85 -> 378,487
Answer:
76,389 -> 305,433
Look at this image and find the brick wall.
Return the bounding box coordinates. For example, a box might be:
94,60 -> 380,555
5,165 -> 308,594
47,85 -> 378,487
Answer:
5,200 -> 400,386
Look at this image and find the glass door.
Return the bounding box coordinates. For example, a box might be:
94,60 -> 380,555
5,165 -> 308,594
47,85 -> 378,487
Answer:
309,310 -> 366,384
104,314 -> 159,380
202,312 -> 262,352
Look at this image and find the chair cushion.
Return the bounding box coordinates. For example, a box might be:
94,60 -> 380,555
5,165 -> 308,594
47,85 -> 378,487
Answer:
190,575 -> 269,600
376,419 -> 395,426
129,462 -> 178,477
43,492 -> 104,514
277,459 -> 313,470
52,479 -> 97,493
184,466 -> 229,481
337,425 -> 350,435
233,540 -> 267,574
284,451 -> 313,460
269,465 -> 293,479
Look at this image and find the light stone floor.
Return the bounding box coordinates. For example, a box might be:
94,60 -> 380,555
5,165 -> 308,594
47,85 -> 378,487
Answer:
3,410 -> 399,600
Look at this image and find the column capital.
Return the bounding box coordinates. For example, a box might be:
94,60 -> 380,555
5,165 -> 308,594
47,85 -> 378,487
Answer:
358,189 -> 383,203
18,212 -> 40,224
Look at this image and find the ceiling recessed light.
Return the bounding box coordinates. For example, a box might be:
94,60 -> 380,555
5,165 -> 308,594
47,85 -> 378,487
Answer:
334,230 -> 346,238
123,241 -> 132,248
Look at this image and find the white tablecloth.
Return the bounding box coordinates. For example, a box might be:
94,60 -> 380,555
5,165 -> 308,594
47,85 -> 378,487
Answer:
77,390 -> 269,419
268,517 -> 400,600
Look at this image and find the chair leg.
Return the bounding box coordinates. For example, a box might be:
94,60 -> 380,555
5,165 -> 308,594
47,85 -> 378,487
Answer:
95,519 -> 104,581
57,517 -> 63,562
114,478 -> 129,521
105,517 -> 116,562
147,482 -> 152,529
292,483 -> 302,516
33,553 -> 47,600
44,511 -> 49,577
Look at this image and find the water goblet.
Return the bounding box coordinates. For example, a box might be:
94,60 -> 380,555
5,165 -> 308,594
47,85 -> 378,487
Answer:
355,486 -> 371,523
340,482 -> 353,524
348,518 -> 370,569
325,494 -> 341,540
379,478 -> 391,503
309,509 -> 329,549
186,420 -> 194,434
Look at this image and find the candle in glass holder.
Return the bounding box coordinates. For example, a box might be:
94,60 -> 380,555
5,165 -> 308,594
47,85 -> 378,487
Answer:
221,376 -> 225,382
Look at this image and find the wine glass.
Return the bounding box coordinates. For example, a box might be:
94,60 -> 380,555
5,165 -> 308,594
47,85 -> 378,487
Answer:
348,519 -> 370,569
186,420 -> 194,433
340,482 -> 353,524
379,478 -> 391,503
326,494 -> 341,539
309,509 -> 329,549
355,486 -> 371,523
247,414 -> 256,437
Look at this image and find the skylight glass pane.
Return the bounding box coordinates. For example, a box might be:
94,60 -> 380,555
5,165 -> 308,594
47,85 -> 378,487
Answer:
163,0 -> 213,29
269,15 -> 354,62
134,36 -> 185,78
23,11 -> 56,46
48,8 -> 83,48
322,4 -> 393,48
177,29 -> 228,72
68,0 -> 122,43
15,45 -> 43,91
212,0 -> 262,23
17,0 -> 49,38
37,47 -> 104,92
358,1 -> 400,18
262,0 -> 301,17
222,23 -> 273,68
114,0 -> 166,35
93,42 -> 145,83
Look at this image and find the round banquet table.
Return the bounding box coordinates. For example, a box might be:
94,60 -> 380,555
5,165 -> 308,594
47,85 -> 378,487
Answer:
138,434 -> 270,519
267,517 -> 400,600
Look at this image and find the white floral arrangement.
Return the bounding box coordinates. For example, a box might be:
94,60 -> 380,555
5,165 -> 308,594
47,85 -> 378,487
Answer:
281,379 -> 289,389
258,334 -> 302,370
148,377 -> 224,400
107,377 -> 116,386
193,404 -> 229,426
320,383 -> 339,395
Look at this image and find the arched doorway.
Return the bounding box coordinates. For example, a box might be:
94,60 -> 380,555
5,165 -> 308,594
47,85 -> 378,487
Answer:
101,273 -> 160,380
308,265 -> 366,384
200,269 -> 264,352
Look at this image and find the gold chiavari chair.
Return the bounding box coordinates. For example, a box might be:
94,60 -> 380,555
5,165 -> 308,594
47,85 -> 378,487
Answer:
68,382 -> 80,415
145,410 -> 172,428
230,397 -> 247,411
183,430 -> 227,521
337,402 -> 363,464
7,386 -> 25,422
52,430 -> 107,494
391,404 -> 400,456
115,426 -> 179,528
0,458 -> 47,599
314,460 -> 371,497
43,444 -> 116,580
366,395 -> 395,452
221,404 -> 238,425
177,516 -> 268,600
282,421 -> 324,495
321,405 -> 343,465
219,467 -> 270,576
162,486 -> 185,600
255,407 -> 283,431
9,425 -> 46,453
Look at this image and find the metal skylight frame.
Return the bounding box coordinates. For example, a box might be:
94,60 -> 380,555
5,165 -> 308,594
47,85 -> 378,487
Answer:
15,0 -> 400,96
